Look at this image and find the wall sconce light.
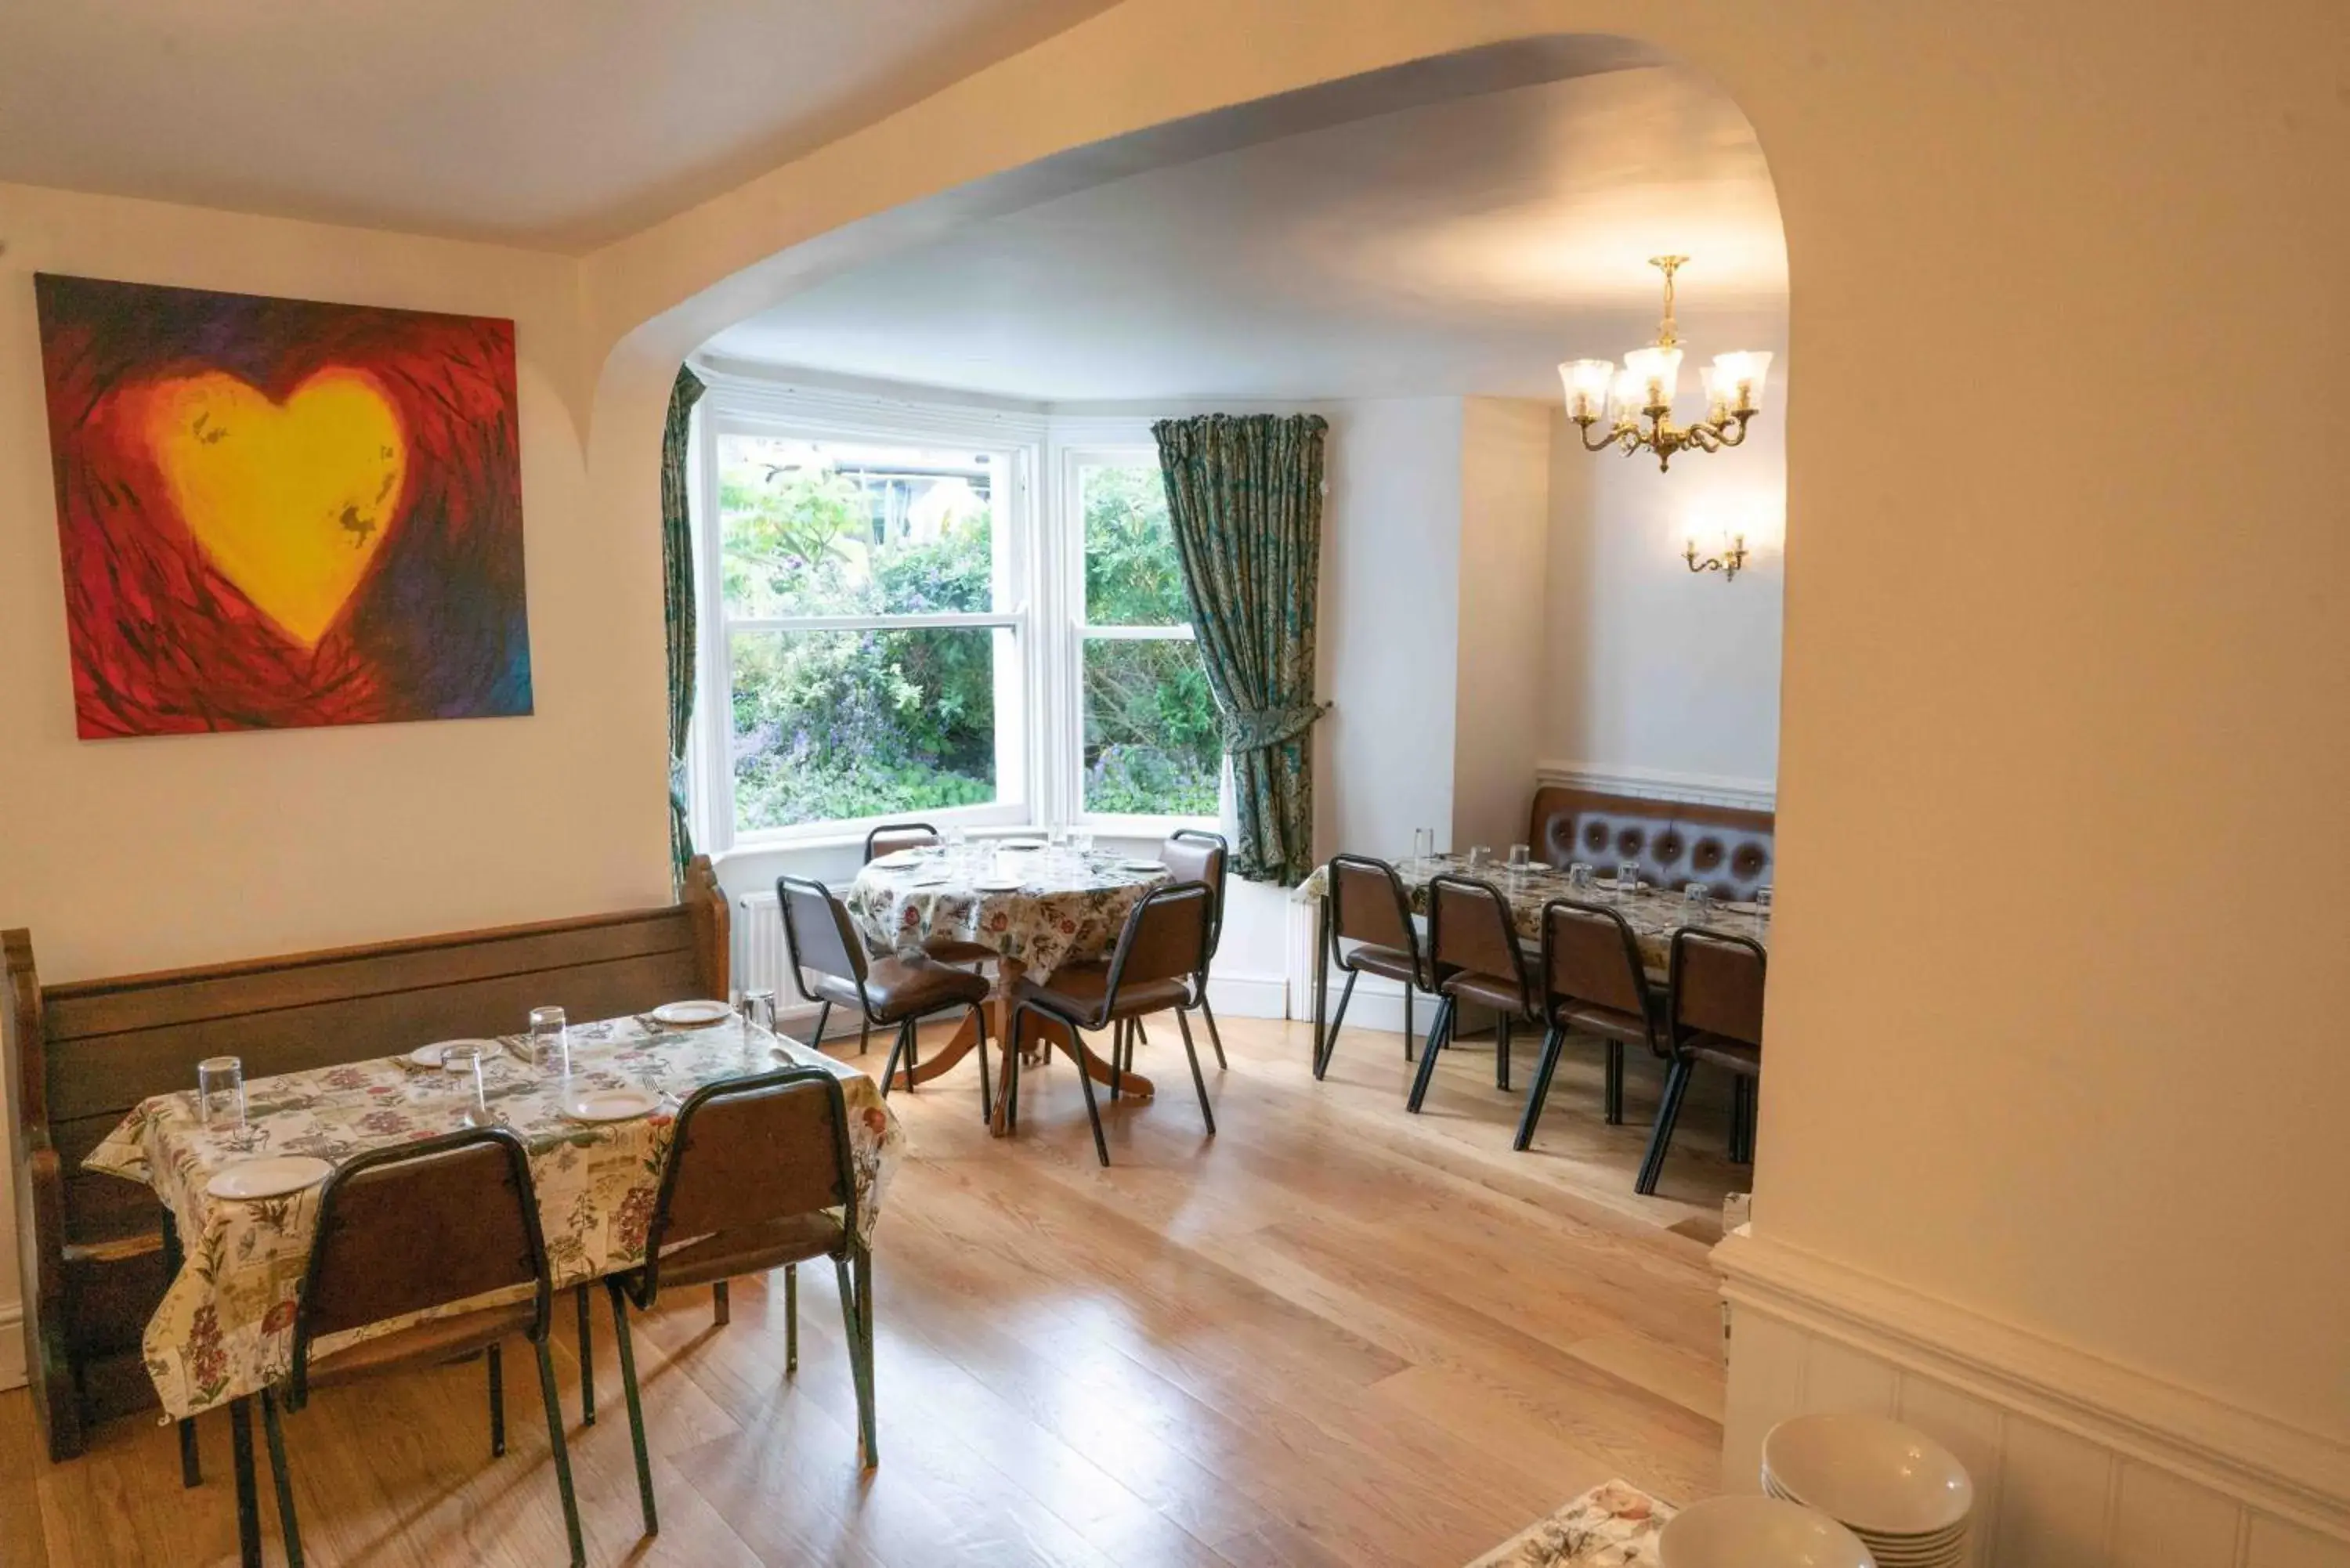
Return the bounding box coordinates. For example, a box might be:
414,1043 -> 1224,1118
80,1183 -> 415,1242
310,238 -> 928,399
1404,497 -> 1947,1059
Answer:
1685,533 -> 1748,581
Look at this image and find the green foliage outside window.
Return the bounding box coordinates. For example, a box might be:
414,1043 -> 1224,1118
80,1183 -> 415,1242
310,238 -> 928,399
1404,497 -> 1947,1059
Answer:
1079,466 -> 1222,818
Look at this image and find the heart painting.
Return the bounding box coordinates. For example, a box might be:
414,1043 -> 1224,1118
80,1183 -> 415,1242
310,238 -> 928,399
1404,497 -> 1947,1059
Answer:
34,274 -> 531,738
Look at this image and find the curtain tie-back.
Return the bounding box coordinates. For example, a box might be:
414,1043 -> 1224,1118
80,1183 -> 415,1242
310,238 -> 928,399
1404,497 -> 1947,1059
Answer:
1224,700 -> 1329,753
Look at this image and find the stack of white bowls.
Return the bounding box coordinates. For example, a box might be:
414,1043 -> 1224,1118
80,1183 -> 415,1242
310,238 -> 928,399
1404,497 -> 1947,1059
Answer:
1656,1495 -> 1875,1567
1761,1414 -> 1976,1566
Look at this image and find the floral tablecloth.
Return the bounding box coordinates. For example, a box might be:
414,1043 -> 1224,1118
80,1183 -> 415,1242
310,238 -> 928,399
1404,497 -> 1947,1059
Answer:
1466,1480 -> 1673,1567
1298,854 -> 1770,974
84,1014 -> 903,1421
846,847 -> 1171,981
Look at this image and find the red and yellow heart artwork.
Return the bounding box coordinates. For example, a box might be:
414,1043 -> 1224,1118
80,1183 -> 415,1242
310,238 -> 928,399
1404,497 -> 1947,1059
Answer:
34,275 -> 531,738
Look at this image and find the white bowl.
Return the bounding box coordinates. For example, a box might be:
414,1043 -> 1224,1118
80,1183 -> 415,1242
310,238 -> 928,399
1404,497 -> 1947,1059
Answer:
1658,1496 -> 1876,1568
1763,1414 -> 1975,1537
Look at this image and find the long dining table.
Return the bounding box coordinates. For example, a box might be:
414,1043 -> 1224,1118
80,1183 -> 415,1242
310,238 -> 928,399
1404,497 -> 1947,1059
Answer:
1296,853 -> 1772,1052
85,1011 -> 904,1566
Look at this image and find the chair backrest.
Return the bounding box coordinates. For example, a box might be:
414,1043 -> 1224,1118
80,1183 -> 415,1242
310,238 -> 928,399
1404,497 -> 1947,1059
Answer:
1426,874 -> 1531,1000
294,1127 -> 549,1396
776,875 -> 869,1005
1329,854 -> 1421,964
1101,882 -> 1216,1017
1161,829 -> 1228,963
864,822 -> 940,862
637,1067 -> 855,1302
1540,898 -> 1653,1023
1668,928 -> 1767,1048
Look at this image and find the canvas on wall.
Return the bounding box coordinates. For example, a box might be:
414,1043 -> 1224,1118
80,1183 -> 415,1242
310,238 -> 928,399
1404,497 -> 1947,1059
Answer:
33,274 -> 533,738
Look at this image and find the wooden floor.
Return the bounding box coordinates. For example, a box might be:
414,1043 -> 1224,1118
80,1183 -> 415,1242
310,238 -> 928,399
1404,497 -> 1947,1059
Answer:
5,1012 -> 1748,1567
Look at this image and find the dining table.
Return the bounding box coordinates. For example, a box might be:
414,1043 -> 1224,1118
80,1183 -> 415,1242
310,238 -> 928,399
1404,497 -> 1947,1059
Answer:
844,841 -> 1172,1132
83,1010 -> 904,1566
1296,853 -> 1772,1053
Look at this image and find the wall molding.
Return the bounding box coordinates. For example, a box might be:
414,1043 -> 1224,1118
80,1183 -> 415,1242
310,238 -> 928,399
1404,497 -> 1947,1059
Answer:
1714,1230 -> 2350,1541
1536,758 -> 1777,813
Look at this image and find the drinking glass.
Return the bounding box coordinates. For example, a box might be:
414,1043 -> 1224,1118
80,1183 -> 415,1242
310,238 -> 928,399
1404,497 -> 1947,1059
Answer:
1567,862 -> 1595,893
738,989 -> 776,1032
1507,844 -> 1531,873
1617,862 -> 1641,901
1466,845 -> 1491,870
1047,824 -> 1068,851
197,1056 -> 244,1133
1073,829 -> 1095,860
528,1006 -> 569,1076
1411,827 -> 1434,868
1755,884 -> 1774,929
441,1043 -> 491,1128
1683,883 -> 1714,926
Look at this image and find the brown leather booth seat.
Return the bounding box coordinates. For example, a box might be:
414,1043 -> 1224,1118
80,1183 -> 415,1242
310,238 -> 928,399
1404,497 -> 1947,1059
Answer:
1529,785 -> 1774,901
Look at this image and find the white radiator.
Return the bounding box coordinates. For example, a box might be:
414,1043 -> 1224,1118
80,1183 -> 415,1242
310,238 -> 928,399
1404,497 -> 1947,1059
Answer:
736,891 -> 789,999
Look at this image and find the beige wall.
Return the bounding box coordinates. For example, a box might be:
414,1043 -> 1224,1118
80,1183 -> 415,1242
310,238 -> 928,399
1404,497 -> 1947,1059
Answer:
570,0 -> 2350,1484
0,182 -> 667,989
3,0 -> 2345,1513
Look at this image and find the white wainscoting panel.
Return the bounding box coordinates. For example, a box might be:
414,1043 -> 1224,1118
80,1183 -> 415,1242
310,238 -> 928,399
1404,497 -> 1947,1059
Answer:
1716,1231 -> 2350,1567
0,1304 -> 24,1390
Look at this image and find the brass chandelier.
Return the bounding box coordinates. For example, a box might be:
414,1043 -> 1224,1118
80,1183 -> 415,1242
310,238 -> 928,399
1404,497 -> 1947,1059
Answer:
1561,256 -> 1773,472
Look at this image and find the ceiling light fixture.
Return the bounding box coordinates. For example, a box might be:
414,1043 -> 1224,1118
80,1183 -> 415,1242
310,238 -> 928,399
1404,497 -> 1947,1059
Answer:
1560,256 -> 1772,473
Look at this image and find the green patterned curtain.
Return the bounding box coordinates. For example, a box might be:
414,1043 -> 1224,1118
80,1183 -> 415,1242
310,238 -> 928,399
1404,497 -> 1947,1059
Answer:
1152,414 -> 1330,885
662,366 -> 707,891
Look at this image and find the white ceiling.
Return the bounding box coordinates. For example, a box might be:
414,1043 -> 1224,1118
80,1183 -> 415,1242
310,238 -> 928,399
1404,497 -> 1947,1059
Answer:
707,67 -> 1788,405
0,0 -> 1116,251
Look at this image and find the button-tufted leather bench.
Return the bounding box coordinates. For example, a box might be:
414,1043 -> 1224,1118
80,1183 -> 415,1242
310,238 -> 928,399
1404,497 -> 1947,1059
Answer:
1530,785 -> 1774,901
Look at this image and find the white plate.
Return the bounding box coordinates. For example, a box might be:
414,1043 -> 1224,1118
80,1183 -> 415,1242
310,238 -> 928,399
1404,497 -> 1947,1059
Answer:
870,849 -> 928,868
1762,1414 -> 1976,1537
410,1039 -> 497,1069
207,1155 -> 334,1201
996,837 -> 1047,851
974,877 -> 1025,893
1121,858 -> 1168,873
651,999 -> 733,1028
561,1086 -> 661,1122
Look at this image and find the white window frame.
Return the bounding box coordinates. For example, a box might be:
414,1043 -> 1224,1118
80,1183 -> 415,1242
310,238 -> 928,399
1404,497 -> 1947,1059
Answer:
689,373 -> 1047,854
1053,437 -> 1218,838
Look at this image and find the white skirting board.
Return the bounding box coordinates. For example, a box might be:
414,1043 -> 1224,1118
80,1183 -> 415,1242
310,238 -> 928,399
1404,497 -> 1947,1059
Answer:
1713,1230 -> 2350,1566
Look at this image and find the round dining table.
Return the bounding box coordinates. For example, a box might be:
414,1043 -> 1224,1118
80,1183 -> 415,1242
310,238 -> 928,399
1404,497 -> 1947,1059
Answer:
845,843 -> 1172,1133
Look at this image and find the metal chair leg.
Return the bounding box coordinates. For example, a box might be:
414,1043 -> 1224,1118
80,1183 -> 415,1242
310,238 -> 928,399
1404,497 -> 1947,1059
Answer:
178,1417 -> 201,1489
1513,1024 -> 1567,1151
713,1278 -> 730,1326
1605,1039 -> 1625,1125
785,1264 -> 799,1374
1406,996 -> 1453,1113
841,1246 -> 879,1468
1496,1013 -> 1513,1092
598,1282 -> 659,1538
229,1396 -> 262,1568
534,1335 -> 589,1566
1404,984 -> 1415,1061
808,999 -> 833,1053
259,1388 -> 302,1568
1175,1009 -> 1216,1135
1068,1013 -> 1112,1166
878,1017 -> 910,1097
1006,1006 -> 1025,1133
855,1013 -> 867,1055
1197,992 -> 1227,1070
575,1284 -> 595,1425
488,1343 -> 506,1457
1637,1059 -> 1695,1195
1314,969 -> 1359,1078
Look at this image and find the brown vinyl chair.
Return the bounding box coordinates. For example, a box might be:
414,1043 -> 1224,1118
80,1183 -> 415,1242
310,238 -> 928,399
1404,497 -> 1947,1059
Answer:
1008,882 -> 1218,1167
273,1127 -> 584,1566
1405,873 -> 1538,1115
778,874 -> 992,1119
1637,928 -> 1767,1195
1514,898 -> 1665,1150
862,822 -> 997,965
1315,854 -> 1434,1078
600,1066 -> 877,1534
1145,828 -> 1230,1069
